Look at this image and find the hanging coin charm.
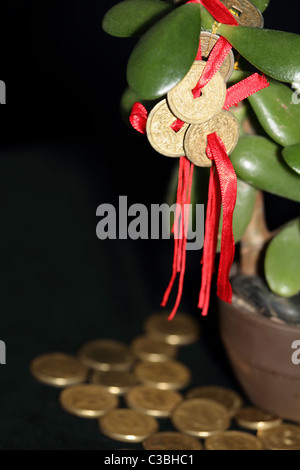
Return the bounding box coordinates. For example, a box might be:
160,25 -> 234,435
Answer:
167,60 -> 226,125
146,99 -> 189,158
220,0 -> 264,28
184,110 -> 240,167
128,0 -> 269,322
200,32 -> 235,82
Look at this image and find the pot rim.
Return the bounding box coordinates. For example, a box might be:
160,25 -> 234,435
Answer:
225,294 -> 300,334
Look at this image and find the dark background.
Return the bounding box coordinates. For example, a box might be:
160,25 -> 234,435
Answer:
0,0 -> 298,450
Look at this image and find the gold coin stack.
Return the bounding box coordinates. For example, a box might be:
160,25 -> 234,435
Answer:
30,311 -> 300,450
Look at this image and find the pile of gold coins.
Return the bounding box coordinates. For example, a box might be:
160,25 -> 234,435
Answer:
30,311 -> 300,450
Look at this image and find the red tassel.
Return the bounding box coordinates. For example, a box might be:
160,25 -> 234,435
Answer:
161,157 -> 185,306
161,157 -> 194,322
198,166 -> 221,316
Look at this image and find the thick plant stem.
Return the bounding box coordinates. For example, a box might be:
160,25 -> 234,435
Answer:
239,190 -> 272,276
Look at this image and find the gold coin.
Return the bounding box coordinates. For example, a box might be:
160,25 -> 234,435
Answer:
89,370 -> 139,395
186,385 -> 243,417
220,0 -> 264,28
99,408 -> 159,443
171,398 -> 231,438
29,352 -> 88,387
200,32 -> 234,82
134,360 -> 191,391
257,423 -> 300,450
167,60 -> 226,125
184,110 -> 239,167
144,311 -> 200,345
131,335 -> 178,362
78,339 -> 134,372
234,406 -> 283,431
59,384 -> 119,418
142,431 -> 203,450
125,385 -> 183,417
146,99 -> 189,157
205,430 -> 263,450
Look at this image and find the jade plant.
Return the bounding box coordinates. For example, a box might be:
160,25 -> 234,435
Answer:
102,0 -> 300,317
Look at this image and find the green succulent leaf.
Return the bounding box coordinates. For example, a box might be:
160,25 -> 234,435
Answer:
265,218 -> 300,297
218,25 -> 300,84
282,144 -> 300,175
227,70 -> 250,85
230,136 -> 300,202
199,4 -> 215,31
127,4 -> 201,100
228,97 -> 263,137
102,0 -> 174,37
247,79 -> 300,146
217,178 -> 257,252
250,0 -> 270,12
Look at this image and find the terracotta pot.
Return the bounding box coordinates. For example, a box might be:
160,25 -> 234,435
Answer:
219,295 -> 300,423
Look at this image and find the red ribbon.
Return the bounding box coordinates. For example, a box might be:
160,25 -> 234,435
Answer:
129,0 -> 269,319
172,34 -> 233,130
199,132 -> 237,315
223,73 -> 269,109
187,0 -> 239,26
129,102 -> 148,134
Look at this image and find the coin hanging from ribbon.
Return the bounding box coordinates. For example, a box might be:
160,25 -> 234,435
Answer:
129,23 -> 269,320
220,0 -> 264,27
146,99 -> 189,157
167,60 -> 227,125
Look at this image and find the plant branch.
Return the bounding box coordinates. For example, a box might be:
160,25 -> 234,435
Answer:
239,190 -> 273,276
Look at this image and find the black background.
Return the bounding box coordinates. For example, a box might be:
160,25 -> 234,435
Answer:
0,0 -> 298,450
